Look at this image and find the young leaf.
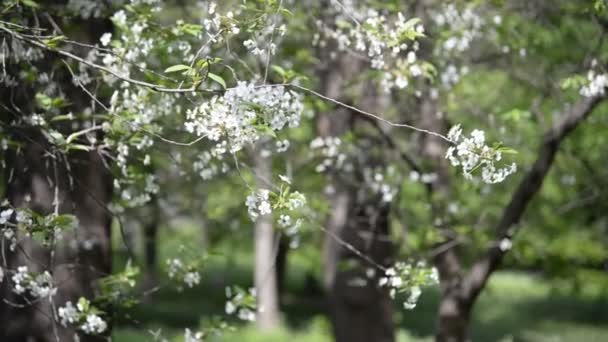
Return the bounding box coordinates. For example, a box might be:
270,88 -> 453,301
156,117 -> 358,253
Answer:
164,64 -> 192,73
208,72 -> 226,89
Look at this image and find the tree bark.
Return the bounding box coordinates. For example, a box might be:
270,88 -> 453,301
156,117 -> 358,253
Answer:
329,200 -> 395,342
142,197 -> 160,292
253,146 -> 280,330
316,59 -> 395,339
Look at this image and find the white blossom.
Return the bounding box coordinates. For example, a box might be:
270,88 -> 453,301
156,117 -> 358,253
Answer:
445,124 -> 517,184
499,238 -> 513,252
185,328 -> 203,342
245,189 -> 272,219
580,70 -> 608,98
99,33 -> 112,46
80,314 -> 107,334
58,301 -> 79,326
184,271 -> 201,288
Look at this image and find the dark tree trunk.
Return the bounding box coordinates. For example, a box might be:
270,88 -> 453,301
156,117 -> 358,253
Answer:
0,8 -> 114,340
0,137 -> 112,342
436,292 -> 471,342
329,200 -> 395,342
275,235 -> 289,305
142,197 -> 160,292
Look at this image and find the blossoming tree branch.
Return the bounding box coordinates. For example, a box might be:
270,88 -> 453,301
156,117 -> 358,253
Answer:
0,0 -> 606,341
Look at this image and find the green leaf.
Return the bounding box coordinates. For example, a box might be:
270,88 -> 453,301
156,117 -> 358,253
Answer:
255,124 -> 277,138
207,72 -> 226,89
42,35 -> 66,49
271,65 -> 287,77
164,64 -> 192,73
66,144 -> 93,152
35,93 -> 53,110
78,297 -> 90,312
51,114 -> 75,122
50,214 -> 77,230
47,130 -> 65,145
560,75 -> 586,90
496,147 -> 518,155
21,0 -> 39,8
401,18 -> 421,31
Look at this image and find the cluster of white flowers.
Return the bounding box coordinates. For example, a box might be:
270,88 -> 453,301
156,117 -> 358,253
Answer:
1,207 -> 33,251
440,64 -> 469,88
363,168 -> 397,203
0,208 -> 13,224
379,262 -> 439,310
58,301 -> 79,326
314,5 -> 426,92
11,266 -> 57,299
431,4 -> 486,54
287,191 -> 306,211
185,82 -> 303,156
81,314 -> 108,334
166,258 -> 201,288
277,214 -> 303,249
104,87 -> 177,208
184,328 -> 204,342
580,70 -> 608,98
201,3 -> 241,39
245,189 -> 272,220
58,300 -> 108,335
408,170 -> 439,184
275,139 -> 290,153
499,237 -> 513,252
310,136 -> 349,173
192,151 -> 229,180
242,21 -> 286,57
2,34 -> 44,66
184,271 -> 201,288
167,258 -> 183,279
445,124 -> 517,184
224,286 -> 257,322
0,209 -> 15,250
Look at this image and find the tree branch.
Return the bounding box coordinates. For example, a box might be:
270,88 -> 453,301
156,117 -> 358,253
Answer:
463,95 -> 605,301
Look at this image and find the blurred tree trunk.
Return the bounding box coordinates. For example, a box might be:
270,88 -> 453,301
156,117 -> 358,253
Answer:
275,235 -> 289,305
416,95 -> 471,342
0,8 -> 113,340
253,146 -> 280,330
142,196 -> 160,292
329,199 -> 395,342
0,138 -> 112,342
317,57 -> 355,291
316,41 -> 395,338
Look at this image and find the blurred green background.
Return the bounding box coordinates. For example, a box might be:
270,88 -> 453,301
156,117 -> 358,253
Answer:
111,223 -> 608,342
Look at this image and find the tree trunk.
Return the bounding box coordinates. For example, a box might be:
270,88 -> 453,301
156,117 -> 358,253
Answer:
0,137 -> 112,342
253,147 -> 280,330
275,235 -> 289,305
142,197 -> 160,292
436,292 -> 471,342
0,10 -> 113,340
329,200 -> 395,342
